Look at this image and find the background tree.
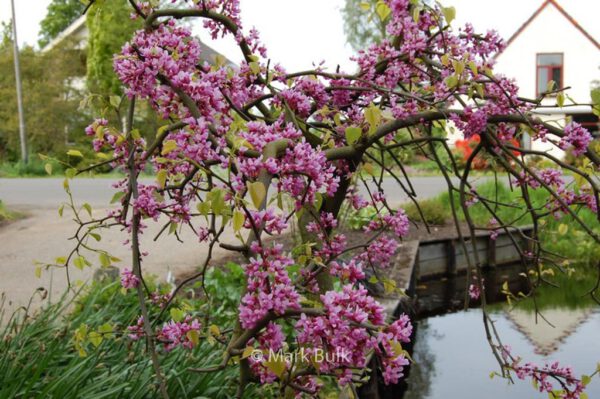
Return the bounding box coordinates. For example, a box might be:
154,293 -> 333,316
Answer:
86,0 -> 141,96
0,28 -> 88,163
342,0 -> 388,50
38,0 -> 86,48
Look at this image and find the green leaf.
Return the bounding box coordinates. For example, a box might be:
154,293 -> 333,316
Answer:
170,308 -> 185,322
445,75 -> 459,89
73,256 -> 86,271
209,188 -> 226,215
99,252 -> 111,267
197,201 -> 211,216
468,61 -> 478,75
35,266 -> 42,279
359,2 -> 370,11
82,203 -> 92,217
248,182 -> 266,209
375,1 -> 391,21
157,169 -> 168,189
209,324 -> 221,337
67,149 -> 83,157
558,224 -> 568,235
109,95 -> 121,109
110,191 -> 126,204
452,59 -> 465,75
186,330 -> 200,346
345,127 -> 362,145
242,346 -> 255,359
442,6 -> 456,25
161,140 -> 178,156
58,204 -> 65,217
44,163 -> 53,175
65,168 -> 77,179
581,375 -> 591,386
591,88 -> 600,105
364,103 -> 382,133
88,331 -> 103,348
556,91 -> 565,107
249,61 -> 261,75
264,358 -> 286,378
232,210 -> 245,232
98,323 -> 114,339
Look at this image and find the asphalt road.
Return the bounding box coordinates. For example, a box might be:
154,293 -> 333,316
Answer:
0,176 -> 503,209
0,174 -> 504,318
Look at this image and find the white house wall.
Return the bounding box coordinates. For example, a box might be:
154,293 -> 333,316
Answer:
494,4 -> 599,102
446,3 -> 599,159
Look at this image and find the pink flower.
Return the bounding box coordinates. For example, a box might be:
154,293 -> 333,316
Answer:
559,122 -> 592,156
157,316 -> 202,351
120,268 -> 140,289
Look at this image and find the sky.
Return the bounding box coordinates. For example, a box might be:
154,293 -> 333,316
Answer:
1,0 -> 600,73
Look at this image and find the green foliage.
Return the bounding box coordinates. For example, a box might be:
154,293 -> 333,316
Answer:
0,38 -> 88,162
345,205 -> 381,230
203,262 -> 246,323
403,198 -> 449,225
436,181 -> 600,265
38,0 -> 87,48
86,0 -> 141,95
0,280 -> 248,398
342,0 -> 388,50
346,180 -> 599,266
0,157 -> 64,177
0,200 -> 19,223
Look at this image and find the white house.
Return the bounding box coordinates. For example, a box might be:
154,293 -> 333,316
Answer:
495,0 -> 600,157
448,0 -> 600,158
41,15 -> 235,75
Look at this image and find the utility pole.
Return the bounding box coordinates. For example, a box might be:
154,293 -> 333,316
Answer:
10,0 -> 28,164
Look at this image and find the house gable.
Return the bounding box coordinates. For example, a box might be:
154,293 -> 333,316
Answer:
494,0 -> 600,101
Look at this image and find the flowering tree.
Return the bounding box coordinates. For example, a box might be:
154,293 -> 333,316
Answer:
53,0 -> 600,397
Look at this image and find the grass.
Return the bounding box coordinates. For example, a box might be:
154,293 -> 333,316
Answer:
0,200 -> 21,224
0,159 -> 65,177
431,181 -> 600,266
347,180 -> 600,267
0,276 -> 265,398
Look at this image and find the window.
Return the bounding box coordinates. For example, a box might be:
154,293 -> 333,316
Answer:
536,53 -> 563,96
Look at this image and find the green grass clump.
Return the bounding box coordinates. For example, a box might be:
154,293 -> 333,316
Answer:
438,181 -> 600,265
0,200 -> 20,223
0,159 -> 64,177
348,180 -> 599,266
0,278 -> 250,398
403,198 -> 450,225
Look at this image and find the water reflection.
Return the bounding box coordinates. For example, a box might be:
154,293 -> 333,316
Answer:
403,261 -> 600,399
404,308 -> 600,398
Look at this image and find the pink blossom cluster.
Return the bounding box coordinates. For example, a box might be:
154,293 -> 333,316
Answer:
359,235 -> 399,269
365,209 -> 410,238
278,141 -> 340,208
120,268 -> 140,289
239,243 -> 301,329
296,285 -> 412,385
157,316 -> 202,351
501,346 -> 585,398
246,209 -> 287,235
559,122 -> 593,156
